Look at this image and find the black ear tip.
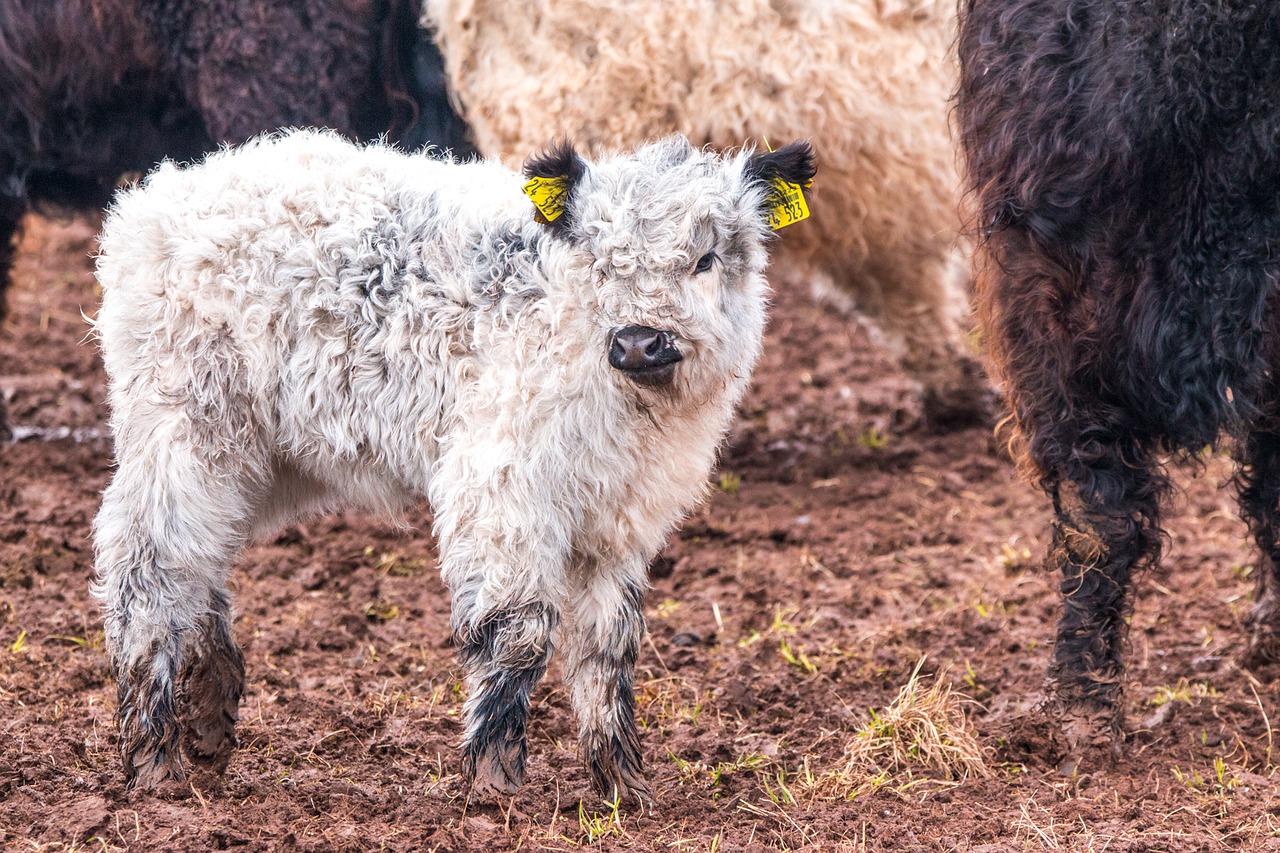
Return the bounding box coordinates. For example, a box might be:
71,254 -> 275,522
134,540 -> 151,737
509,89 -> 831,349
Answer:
522,138 -> 588,233
776,141 -> 817,184
523,138 -> 585,180
779,140 -> 815,159
747,140 -> 817,189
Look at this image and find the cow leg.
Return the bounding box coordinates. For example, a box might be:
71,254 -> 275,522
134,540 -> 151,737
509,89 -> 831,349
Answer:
0,206 -> 23,442
1234,425 -> 1280,667
1042,438 -> 1167,765
975,225 -> 1168,763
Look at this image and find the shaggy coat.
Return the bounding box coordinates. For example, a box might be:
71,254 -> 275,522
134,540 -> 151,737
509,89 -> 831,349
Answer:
0,0 -> 474,436
423,0 -> 989,426
92,130 -> 815,801
956,0 -> 1280,759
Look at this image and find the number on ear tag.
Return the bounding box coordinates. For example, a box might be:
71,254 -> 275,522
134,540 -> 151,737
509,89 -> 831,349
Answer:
766,177 -> 810,230
523,175 -> 571,222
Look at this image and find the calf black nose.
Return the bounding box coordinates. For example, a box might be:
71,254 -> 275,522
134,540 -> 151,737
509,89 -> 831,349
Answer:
609,325 -> 683,386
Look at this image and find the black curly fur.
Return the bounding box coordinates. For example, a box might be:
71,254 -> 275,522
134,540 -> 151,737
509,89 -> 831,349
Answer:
745,142 -> 817,201
0,0 -> 475,320
956,0 -> 1280,735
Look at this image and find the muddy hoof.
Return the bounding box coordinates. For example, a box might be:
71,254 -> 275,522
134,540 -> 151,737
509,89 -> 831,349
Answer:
119,693 -> 186,792
1243,611 -> 1280,670
466,748 -> 525,800
922,379 -> 998,432
589,769 -> 651,809
588,737 -> 650,804
1039,691 -> 1123,776
123,741 -> 187,791
601,780 -> 652,811
176,625 -> 245,774
470,773 -> 522,800
180,715 -> 238,774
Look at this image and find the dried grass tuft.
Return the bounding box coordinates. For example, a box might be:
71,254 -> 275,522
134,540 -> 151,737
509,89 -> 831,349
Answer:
840,657 -> 990,783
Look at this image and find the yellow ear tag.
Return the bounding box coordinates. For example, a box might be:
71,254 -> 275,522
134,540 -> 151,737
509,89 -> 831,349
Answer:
522,175 -> 570,222
766,177 -> 810,230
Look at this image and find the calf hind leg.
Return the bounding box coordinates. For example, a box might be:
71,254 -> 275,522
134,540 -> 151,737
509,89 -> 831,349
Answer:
855,244 -> 994,429
94,443 -> 258,788
176,588 -> 245,773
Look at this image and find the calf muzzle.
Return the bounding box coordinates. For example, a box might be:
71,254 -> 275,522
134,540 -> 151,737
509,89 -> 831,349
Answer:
608,325 -> 683,387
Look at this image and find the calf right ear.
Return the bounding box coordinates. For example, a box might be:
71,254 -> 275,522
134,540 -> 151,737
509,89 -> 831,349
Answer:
745,141 -> 817,229
522,140 -> 588,233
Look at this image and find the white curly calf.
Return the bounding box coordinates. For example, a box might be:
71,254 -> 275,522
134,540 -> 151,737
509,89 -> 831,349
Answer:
92,130 -> 814,802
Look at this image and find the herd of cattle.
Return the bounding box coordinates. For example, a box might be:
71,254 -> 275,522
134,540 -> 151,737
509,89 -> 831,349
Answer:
2,0 -> 1277,804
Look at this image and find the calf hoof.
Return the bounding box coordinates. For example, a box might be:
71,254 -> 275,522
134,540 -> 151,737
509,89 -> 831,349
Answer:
465,745 -> 526,800
121,731 -> 187,791
594,777 -> 652,811
178,695 -> 239,775
117,669 -> 186,790
177,621 -> 245,773
586,742 -> 649,808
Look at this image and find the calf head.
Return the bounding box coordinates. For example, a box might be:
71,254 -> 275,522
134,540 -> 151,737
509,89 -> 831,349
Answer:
523,135 -> 816,401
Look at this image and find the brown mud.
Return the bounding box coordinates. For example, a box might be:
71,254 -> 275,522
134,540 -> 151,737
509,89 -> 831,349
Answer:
1,217 -> 1277,851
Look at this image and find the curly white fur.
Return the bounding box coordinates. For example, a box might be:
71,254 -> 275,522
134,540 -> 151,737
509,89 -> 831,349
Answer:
423,0 -> 989,423
91,129 -> 810,802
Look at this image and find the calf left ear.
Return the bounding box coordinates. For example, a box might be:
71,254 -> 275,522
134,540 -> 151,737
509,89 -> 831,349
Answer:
745,141 -> 817,229
522,140 -> 588,232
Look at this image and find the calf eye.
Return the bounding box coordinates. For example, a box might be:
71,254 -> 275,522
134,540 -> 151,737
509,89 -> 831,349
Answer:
693,251 -> 717,275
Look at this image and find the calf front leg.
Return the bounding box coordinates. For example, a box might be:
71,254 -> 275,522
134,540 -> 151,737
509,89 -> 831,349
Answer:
563,561 -> 649,804
435,419 -> 577,797
454,600 -> 558,796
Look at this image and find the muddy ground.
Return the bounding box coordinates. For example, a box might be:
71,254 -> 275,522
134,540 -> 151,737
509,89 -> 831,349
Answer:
0,216 -> 1277,851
